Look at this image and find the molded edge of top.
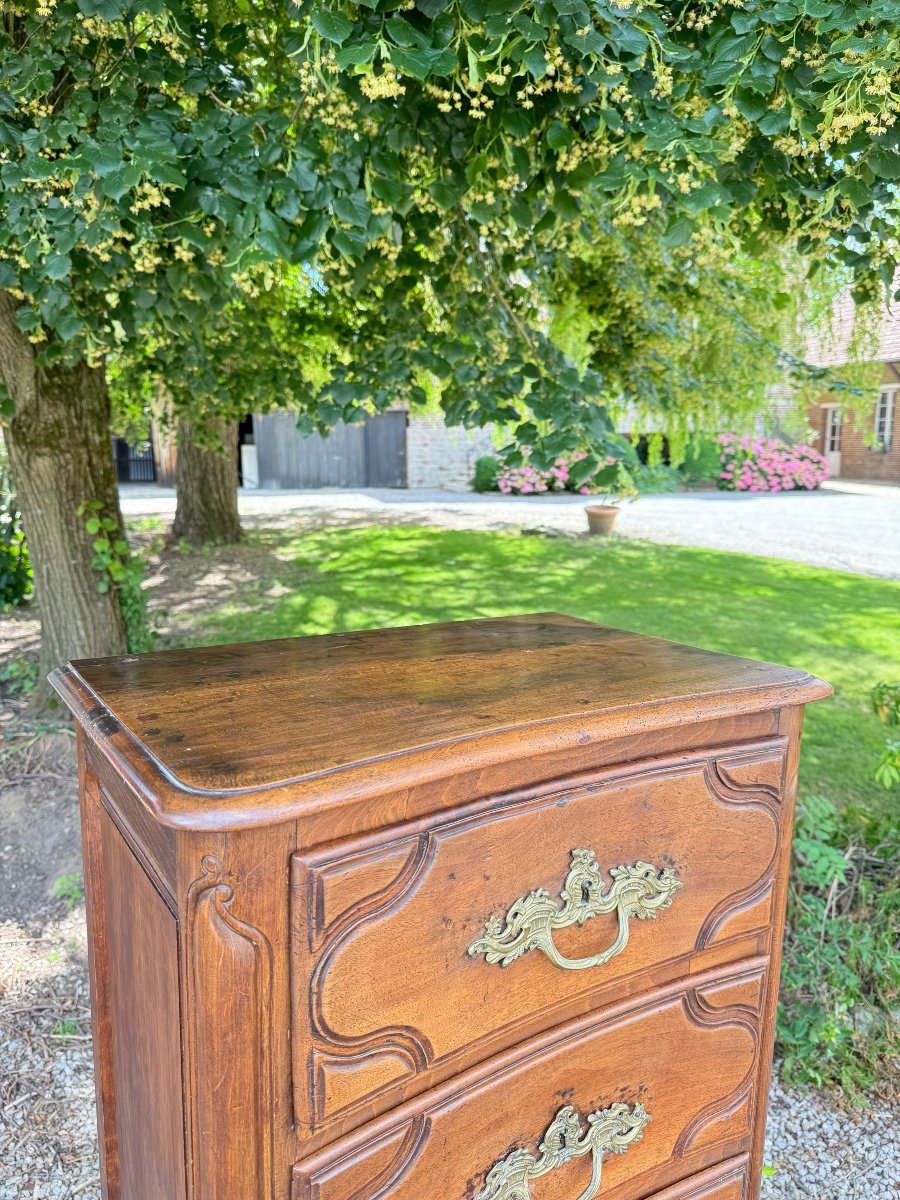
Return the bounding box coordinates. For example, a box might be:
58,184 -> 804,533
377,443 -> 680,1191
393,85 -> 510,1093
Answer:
49,617 -> 831,833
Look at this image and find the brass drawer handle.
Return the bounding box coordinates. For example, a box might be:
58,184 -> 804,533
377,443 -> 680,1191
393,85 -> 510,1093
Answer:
474,1101 -> 650,1200
468,851 -> 682,971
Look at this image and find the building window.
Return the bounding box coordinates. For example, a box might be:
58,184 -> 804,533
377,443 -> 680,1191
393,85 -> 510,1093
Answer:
826,407 -> 842,453
875,388 -> 896,452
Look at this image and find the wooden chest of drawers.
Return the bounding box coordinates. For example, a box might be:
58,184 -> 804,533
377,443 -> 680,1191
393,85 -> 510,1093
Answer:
53,613 -> 830,1200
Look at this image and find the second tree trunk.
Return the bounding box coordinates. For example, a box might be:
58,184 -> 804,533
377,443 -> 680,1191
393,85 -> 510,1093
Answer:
172,418 -> 242,547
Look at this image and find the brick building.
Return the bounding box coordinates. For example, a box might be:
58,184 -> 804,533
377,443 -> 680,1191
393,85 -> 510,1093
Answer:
806,294 -> 900,483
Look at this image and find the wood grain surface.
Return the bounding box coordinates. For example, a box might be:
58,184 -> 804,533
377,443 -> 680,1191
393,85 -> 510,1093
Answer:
50,613 -> 830,831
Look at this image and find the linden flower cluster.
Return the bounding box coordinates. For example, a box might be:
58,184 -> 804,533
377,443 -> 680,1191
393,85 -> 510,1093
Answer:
818,69 -> 900,148
612,189 -> 662,229
293,56 -> 360,139
131,183 -> 170,213
360,64 -> 406,101
650,60 -> 674,100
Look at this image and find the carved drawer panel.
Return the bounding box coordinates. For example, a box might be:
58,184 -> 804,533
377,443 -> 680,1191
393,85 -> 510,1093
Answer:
291,964 -> 766,1200
291,741 -> 786,1140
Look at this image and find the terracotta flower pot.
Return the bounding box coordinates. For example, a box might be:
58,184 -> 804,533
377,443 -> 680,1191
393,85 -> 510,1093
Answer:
584,504 -> 619,536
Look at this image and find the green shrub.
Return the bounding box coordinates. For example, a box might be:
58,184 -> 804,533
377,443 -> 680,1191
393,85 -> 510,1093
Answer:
634,464 -> 681,494
779,793 -> 899,1100
679,435 -> 722,483
473,455 -> 500,492
871,682 -> 900,790
0,446 -> 32,609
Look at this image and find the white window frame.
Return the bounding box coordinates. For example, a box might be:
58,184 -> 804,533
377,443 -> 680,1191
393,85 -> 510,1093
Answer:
874,387 -> 896,452
825,406 -> 842,453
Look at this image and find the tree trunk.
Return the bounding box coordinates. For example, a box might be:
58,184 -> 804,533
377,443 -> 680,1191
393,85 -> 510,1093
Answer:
172,417 -> 242,547
0,296 -> 128,704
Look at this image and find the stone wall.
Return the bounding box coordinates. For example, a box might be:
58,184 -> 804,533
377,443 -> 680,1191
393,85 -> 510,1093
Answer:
406,415 -> 495,490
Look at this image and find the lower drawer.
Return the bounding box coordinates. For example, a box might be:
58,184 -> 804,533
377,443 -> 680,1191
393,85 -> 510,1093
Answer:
292,963 -> 766,1200
648,1156 -> 751,1200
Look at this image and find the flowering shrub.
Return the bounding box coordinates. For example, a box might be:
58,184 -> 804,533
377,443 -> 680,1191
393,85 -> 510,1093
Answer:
717,434 -> 829,493
496,452 -> 631,497
496,455 -> 575,494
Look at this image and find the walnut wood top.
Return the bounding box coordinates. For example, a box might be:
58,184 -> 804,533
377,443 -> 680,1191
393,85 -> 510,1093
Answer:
51,613 -> 830,831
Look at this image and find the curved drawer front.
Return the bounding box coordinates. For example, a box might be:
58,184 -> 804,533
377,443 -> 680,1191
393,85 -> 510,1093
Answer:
291,965 -> 766,1200
291,740 -> 786,1139
644,1156 -> 751,1200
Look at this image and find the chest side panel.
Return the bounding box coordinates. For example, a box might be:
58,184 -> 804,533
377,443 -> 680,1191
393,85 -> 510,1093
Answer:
100,806 -> 187,1200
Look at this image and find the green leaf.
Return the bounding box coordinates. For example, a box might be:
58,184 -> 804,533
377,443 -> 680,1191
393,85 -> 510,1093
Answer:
731,10 -> 760,33
82,142 -> 123,177
311,8 -> 354,45
869,147 -> 900,181
14,307 -> 40,333
430,178 -> 466,210
77,0 -> 127,18
612,22 -> 649,57
335,39 -> 377,69
333,190 -> 371,227
522,45 -> 548,79
757,107 -> 791,136
55,312 -> 86,341
101,163 -> 142,201
734,90 -> 768,121
43,253 -> 72,281
553,189 -> 581,220
547,120 -> 575,150
662,216 -> 696,248
390,45 -> 457,79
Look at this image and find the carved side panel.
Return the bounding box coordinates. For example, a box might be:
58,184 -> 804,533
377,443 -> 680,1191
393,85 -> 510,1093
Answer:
291,742 -> 786,1143
186,856 -> 274,1200
696,747 -> 785,950
292,968 -> 764,1200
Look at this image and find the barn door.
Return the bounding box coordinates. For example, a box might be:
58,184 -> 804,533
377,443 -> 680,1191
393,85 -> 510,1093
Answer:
364,412 -> 408,487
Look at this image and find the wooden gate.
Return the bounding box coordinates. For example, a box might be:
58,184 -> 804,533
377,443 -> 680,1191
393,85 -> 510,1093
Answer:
253,411 -> 407,489
112,437 -> 156,483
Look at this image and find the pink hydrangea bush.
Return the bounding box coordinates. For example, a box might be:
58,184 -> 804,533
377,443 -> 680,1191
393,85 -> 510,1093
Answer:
496,451 -> 620,496
495,452 -> 589,495
717,434 -> 829,493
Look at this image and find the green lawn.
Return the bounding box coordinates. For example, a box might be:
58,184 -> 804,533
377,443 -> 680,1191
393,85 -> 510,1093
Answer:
173,525 -> 900,814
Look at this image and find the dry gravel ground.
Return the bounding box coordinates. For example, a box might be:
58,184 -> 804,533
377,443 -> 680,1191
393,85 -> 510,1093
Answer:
1,732 -> 897,1198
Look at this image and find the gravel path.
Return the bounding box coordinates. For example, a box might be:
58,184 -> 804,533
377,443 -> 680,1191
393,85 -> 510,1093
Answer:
120,479 -> 900,580
1,902 -> 896,1199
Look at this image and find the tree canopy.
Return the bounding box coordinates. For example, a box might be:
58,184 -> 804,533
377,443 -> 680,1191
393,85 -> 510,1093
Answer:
2,0 -> 899,679
2,1 -> 899,470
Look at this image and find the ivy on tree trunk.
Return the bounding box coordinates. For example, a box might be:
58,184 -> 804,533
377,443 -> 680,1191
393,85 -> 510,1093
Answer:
0,296 -> 127,701
172,418 -> 242,548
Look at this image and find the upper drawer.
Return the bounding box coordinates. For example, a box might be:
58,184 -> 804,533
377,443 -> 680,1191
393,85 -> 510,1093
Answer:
291,739 -> 787,1143
292,963 -> 766,1200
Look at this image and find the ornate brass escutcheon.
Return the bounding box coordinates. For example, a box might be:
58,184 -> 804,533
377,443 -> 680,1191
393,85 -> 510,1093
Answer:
468,851 -> 682,971
473,1101 -> 650,1200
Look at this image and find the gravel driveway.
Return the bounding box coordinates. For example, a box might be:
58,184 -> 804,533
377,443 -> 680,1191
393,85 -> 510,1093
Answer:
121,479 -> 900,579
